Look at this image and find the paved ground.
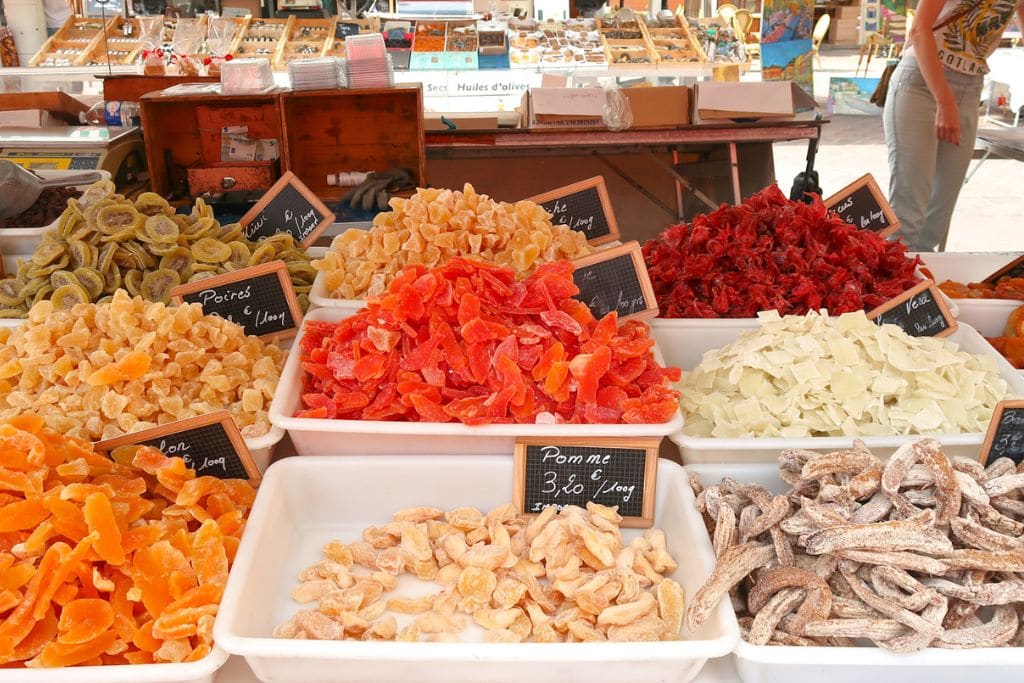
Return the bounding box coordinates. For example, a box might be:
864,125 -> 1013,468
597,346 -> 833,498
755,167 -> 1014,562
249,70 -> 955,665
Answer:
758,47 -> 1024,252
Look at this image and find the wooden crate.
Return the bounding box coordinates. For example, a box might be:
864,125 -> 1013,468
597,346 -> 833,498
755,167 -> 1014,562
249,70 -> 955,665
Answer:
30,39 -> 93,67
646,23 -> 706,62
324,16 -> 379,59
30,16 -> 108,66
82,15 -> 143,66
280,86 -> 425,201
197,15 -> 249,61
235,16 -> 292,60
140,89 -> 282,198
602,37 -> 658,65
274,18 -> 333,69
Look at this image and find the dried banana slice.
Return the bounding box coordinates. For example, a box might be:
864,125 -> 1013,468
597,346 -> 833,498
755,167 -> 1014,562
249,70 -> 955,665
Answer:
249,243 -> 277,266
0,280 -> 26,307
192,237 -> 232,264
96,204 -> 143,235
49,270 -> 80,290
143,214 -> 180,244
68,240 -> 98,270
183,216 -> 217,239
73,268 -> 105,300
31,241 -> 67,267
31,284 -> 54,307
140,268 -> 181,304
123,269 -> 143,296
78,179 -> 116,207
218,223 -> 244,242
134,192 -> 172,217
51,283 -> 90,310
226,241 -> 250,268
102,267 -> 121,294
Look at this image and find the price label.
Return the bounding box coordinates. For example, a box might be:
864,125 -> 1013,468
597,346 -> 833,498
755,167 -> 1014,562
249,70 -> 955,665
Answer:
824,173 -> 899,237
170,261 -> 303,341
571,241 -> 658,322
95,411 -> 261,482
982,254 -> 1024,284
980,400 -> 1024,465
868,280 -> 957,338
527,176 -> 619,246
240,171 -> 334,248
513,438 -> 659,527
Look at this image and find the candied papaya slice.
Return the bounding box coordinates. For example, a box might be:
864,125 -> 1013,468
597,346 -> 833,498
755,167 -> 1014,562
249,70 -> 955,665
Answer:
0,499 -> 48,533
190,520 -> 228,587
8,606 -> 57,663
56,599 -> 114,645
29,629 -> 117,668
82,494 -> 125,566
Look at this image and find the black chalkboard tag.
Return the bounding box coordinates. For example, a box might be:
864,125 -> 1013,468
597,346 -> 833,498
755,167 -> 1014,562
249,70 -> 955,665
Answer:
335,21 -> 361,38
980,400 -> 1024,465
982,255 -> 1024,285
170,261 -> 303,341
94,411 -> 261,483
240,171 -> 335,248
571,241 -> 658,322
513,437 -> 659,528
868,279 -> 957,338
824,173 -> 899,237
527,176 -> 620,246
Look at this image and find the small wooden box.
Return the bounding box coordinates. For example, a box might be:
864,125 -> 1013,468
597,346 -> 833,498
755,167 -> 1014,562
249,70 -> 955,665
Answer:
279,85 -> 425,201
187,161 -> 278,196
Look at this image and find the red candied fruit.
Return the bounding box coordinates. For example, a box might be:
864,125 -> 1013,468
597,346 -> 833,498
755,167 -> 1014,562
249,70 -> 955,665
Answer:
297,258 -> 680,425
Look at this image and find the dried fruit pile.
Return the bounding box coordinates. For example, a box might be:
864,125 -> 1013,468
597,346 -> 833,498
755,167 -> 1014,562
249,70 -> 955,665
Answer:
688,440 -> 1024,652
0,180 -> 315,318
275,503 -> 686,642
0,290 -> 284,441
642,185 -> 921,318
0,416 -> 255,667
983,303 -> 1024,369
681,311 -> 1010,438
315,184 -> 593,300
297,258 -> 680,425
938,277 -> 1024,300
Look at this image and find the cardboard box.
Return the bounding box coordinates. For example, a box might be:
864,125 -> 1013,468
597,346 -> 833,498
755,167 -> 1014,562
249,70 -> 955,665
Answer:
833,4 -> 860,20
0,109 -> 65,128
830,18 -> 860,40
425,112 -> 501,131
520,87 -> 607,129
622,86 -> 691,129
693,81 -> 817,122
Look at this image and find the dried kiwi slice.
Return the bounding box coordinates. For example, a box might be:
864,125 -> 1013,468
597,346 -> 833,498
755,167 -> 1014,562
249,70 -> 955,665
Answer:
96,204 -> 143,235
182,216 -> 217,239
0,308 -> 25,319
249,243 -> 276,266
0,279 -> 26,307
96,295 -> 113,305
97,242 -> 117,273
218,223 -> 244,242
50,270 -> 81,290
188,270 -> 217,283
57,208 -> 83,238
143,214 -> 180,244
28,256 -> 69,279
68,240 -> 98,270
73,268 -> 105,300
32,284 -> 53,307
31,241 -> 67,267
192,237 -> 232,264
123,269 -> 143,296
140,268 -> 181,304
226,241 -> 250,268
258,234 -> 298,253
102,266 -> 121,294
52,283 -> 90,310
159,247 -> 194,279
134,192 -> 172,217
78,180 -> 116,207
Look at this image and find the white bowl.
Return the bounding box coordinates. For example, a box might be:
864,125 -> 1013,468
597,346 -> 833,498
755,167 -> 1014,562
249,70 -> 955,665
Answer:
213,454 -> 740,683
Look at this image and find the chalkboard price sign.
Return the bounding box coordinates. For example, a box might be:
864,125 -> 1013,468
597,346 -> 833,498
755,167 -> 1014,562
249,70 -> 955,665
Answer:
527,176 -> 620,246
571,241 -> 658,322
980,400 -> 1024,465
868,280 -> 957,338
95,411 -> 261,482
983,255 -> 1024,284
335,21 -> 361,38
170,261 -> 303,341
824,173 -> 900,237
240,171 -> 334,248
513,437 -> 659,527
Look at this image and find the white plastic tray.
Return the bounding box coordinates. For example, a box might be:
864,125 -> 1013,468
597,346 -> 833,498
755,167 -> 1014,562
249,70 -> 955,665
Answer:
270,308 -> 683,456
685,462 -> 1024,683
657,320 -> 1024,463
954,298 -> 1020,337
0,169 -> 112,234
0,647 -> 228,683
911,251 -> 1021,283
307,269 -> 366,315
213,454 -> 740,683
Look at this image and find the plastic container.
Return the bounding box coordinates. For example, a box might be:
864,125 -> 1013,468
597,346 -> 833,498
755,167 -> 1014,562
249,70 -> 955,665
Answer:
307,269 -> 366,315
656,319 -> 1024,463
213,454 -> 740,683
0,169 -> 112,238
684,463 -> 1024,683
0,647 -> 228,683
270,307 -> 684,456
912,251 -> 1021,283
954,298 -> 1021,337
245,426 -> 285,473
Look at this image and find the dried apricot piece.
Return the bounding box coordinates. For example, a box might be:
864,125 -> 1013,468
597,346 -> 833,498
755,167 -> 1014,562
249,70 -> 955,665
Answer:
30,629 -> 118,667
0,499 -> 48,532
57,598 -> 115,645
83,493 -> 125,566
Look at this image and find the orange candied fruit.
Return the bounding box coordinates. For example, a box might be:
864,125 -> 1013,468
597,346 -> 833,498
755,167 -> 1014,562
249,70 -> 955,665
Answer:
0,416 -> 256,669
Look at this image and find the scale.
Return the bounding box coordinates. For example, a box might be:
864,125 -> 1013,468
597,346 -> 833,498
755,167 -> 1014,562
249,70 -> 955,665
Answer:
0,126 -> 145,188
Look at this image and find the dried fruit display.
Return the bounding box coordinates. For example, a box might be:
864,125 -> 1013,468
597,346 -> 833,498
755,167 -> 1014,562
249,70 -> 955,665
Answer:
687,439 -> 1024,652
0,415 -> 255,667
982,303 -> 1024,369
0,290 -> 284,441
937,277 -> 1024,300
0,187 -> 80,229
642,185 -> 921,318
0,181 -> 315,318
274,502 -> 686,642
298,258 -> 680,425
681,311 -> 1010,438
314,184 -> 593,300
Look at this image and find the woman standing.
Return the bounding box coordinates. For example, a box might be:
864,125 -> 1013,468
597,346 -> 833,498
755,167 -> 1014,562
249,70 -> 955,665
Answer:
883,0 -> 1024,251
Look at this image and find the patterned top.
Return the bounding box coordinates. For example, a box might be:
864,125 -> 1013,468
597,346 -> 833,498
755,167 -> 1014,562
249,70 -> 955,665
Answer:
932,0 -> 1018,74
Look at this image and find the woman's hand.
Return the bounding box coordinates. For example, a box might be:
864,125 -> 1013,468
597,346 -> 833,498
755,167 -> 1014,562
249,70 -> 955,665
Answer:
936,96 -> 961,145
